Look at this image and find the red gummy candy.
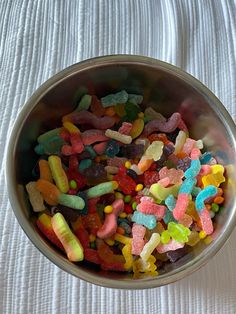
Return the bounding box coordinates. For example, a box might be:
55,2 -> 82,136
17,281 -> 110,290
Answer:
81,213 -> 102,235
144,171 -> 159,187
97,239 -> 125,271
67,168 -> 87,190
69,155 -> 79,170
88,197 -> 100,214
114,174 -> 136,195
60,128 -> 70,142
114,166 -> 136,195
124,204 -> 133,214
84,248 -> 101,264
90,95 -> 106,117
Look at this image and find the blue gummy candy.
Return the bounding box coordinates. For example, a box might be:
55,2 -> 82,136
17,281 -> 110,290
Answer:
101,90 -> 128,108
105,139 -> 120,157
131,211 -> 157,230
163,210 -> 177,224
165,195 -> 176,211
195,185 -> 217,211
200,152 -> 212,165
85,145 -> 97,159
179,178 -> 197,194
119,221 -> 131,234
184,159 -> 201,178
79,159 -> 92,172
35,144 -> 45,155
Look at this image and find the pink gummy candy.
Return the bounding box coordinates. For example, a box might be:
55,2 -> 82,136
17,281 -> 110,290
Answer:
182,138 -> 196,155
118,122 -> 133,135
190,148 -> 201,160
137,196 -> 166,220
63,110 -> 116,129
81,129 -> 109,145
142,112 -> 182,136
93,142 -> 107,155
199,208 -> 213,235
132,223 -> 146,255
158,177 -> 170,187
156,239 -> 185,253
196,165 -> 211,185
159,166 -> 184,185
173,193 -> 189,221
178,118 -> 189,133
61,133 -> 84,155
97,199 -> 124,239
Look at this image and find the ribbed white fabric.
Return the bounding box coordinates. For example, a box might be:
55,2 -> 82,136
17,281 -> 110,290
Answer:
0,1 -> 236,313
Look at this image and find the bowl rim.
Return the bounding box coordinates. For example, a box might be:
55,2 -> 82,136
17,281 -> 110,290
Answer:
6,54 -> 236,289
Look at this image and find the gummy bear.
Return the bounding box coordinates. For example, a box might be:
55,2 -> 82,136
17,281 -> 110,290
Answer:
167,222 -> 191,243
105,139 -> 120,158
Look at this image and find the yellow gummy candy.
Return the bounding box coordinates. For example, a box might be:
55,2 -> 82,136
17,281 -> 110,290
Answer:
63,121 -> 80,133
130,118 -> 144,139
150,183 -> 180,200
122,244 -> 133,270
48,155 -> 69,193
202,165 -> 225,188
52,213 -> 84,262
145,141 -> 164,161
114,233 -> 132,245
140,233 -> 161,262
133,255 -> 157,274
174,131 -> 187,154
186,230 -> 200,247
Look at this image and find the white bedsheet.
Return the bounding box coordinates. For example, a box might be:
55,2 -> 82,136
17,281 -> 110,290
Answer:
0,1 -> 236,313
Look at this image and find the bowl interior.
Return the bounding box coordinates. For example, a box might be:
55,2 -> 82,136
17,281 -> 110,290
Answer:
8,56 -> 236,288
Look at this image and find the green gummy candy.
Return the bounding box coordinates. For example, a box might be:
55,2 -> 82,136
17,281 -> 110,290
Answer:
101,90 -> 128,108
34,144 -> 45,155
40,136 -> 65,155
75,94 -> 92,111
85,146 -> 97,159
58,194 -> 85,210
79,159 -> 92,172
167,222 -> 191,243
86,181 -> 116,199
161,230 -> 171,244
128,94 -> 143,105
37,128 -> 61,144
124,102 -> 141,121
150,183 -> 179,201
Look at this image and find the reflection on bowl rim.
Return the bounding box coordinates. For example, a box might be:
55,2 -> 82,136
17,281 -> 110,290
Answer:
6,55 -> 236,289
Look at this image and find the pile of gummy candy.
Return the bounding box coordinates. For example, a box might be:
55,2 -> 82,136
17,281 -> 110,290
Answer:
26,90 -> 226,278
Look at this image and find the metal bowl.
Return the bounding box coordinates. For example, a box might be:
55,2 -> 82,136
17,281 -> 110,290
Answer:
6,55 -> 236,289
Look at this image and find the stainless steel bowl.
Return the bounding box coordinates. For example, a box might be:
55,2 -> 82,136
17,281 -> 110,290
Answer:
6,55 -> 236,289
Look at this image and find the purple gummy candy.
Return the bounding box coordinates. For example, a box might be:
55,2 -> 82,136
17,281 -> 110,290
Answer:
120,144 -> 144,159
163,144 -> 175,156
51,205 -> 80,222
166,246 -> 188,263
84,163 -> 107,184
176,157 -> 191,172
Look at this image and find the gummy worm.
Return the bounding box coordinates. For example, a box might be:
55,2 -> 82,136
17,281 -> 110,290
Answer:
105,129 -> 132,144
97,199 -> 124,239
62,110 -> 116,129
195,185 -> 217,212
142,112 -> 182,136
51,213 -> 84,262
81,129 -> 109,145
